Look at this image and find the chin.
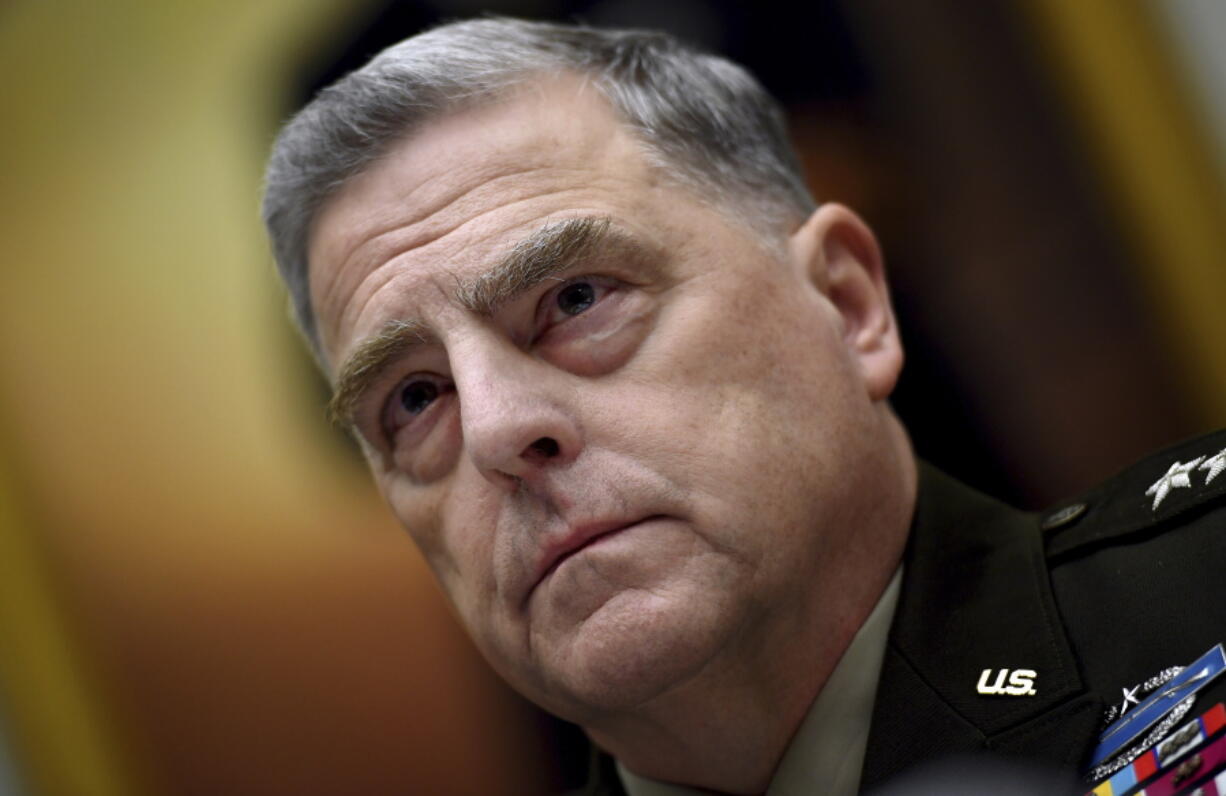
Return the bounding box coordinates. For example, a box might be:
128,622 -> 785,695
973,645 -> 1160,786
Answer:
525,586 -> 737,720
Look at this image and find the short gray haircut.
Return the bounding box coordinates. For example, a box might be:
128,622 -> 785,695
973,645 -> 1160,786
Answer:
262,16 -> 816,358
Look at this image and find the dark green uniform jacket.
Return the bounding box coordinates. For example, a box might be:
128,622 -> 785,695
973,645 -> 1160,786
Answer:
576,430 -> 1226,794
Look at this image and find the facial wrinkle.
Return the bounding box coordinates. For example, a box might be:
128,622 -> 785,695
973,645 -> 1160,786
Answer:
456,216 -> 613,316
329,319 -> 434,426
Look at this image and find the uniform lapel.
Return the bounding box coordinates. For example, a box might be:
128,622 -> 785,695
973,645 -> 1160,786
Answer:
860,465 -> 1103,790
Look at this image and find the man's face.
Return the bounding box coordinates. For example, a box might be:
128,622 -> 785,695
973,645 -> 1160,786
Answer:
307,79 -> 903,724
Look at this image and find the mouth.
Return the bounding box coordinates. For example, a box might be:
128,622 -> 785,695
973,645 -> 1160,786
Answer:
526,515 -> 662,602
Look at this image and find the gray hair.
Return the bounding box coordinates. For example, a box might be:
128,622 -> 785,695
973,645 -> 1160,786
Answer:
262,16 -> 816,359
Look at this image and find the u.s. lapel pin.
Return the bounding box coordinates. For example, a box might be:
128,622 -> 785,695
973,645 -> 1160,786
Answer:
975,668 -> 1038,696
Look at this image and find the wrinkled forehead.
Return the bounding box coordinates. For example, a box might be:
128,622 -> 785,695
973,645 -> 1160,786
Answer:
304,76 -> 660,368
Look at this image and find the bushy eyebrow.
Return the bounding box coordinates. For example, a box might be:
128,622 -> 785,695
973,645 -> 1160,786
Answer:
328,215 -> 630,428
328,319 -> 433,427
455,215 -> 614,315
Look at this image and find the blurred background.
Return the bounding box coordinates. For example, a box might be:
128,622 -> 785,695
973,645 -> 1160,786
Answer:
1,0 -> 1224,793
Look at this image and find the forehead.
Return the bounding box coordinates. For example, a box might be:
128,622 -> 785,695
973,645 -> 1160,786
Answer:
306,77 -> 668,368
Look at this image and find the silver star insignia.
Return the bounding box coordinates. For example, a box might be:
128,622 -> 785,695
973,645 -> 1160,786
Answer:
1145,457 -> 1205,510
1120,684 -> 1140,715
1199,448 -> 1226,485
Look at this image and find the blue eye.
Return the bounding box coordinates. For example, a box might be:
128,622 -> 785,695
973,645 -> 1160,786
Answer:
400,380 -> 439,414
380,374 -> 454,444
556,281 -> 596,315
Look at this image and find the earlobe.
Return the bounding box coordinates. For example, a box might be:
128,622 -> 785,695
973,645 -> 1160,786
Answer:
791,204 -> 904,401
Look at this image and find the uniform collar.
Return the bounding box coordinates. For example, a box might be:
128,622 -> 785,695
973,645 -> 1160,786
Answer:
860,463 -> 1103,790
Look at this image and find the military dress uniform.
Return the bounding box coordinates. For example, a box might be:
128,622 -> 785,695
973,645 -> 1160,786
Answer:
575,430 -> 1226,795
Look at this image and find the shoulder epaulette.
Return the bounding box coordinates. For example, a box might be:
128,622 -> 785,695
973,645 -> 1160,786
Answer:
1040,428 -> 1226,560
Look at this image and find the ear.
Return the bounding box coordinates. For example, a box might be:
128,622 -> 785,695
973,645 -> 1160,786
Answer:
790,203 -> 904,401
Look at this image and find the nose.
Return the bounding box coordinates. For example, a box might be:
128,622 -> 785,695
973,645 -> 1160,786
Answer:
451,339 -> 583,490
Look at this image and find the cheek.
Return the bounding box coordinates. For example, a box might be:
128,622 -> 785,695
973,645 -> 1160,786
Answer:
387,470 -> 505,621
441,481 -> 500,577
391,407 -> 463,483
379,470 -> 475,594
616,273 -> 859,502
642,272 -> 840,398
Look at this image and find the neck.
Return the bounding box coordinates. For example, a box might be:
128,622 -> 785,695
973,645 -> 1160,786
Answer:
585,416 -> 917,794
586,646 -> 831,793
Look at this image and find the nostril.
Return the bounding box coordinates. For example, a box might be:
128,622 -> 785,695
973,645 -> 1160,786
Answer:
527,436 -> 560,458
